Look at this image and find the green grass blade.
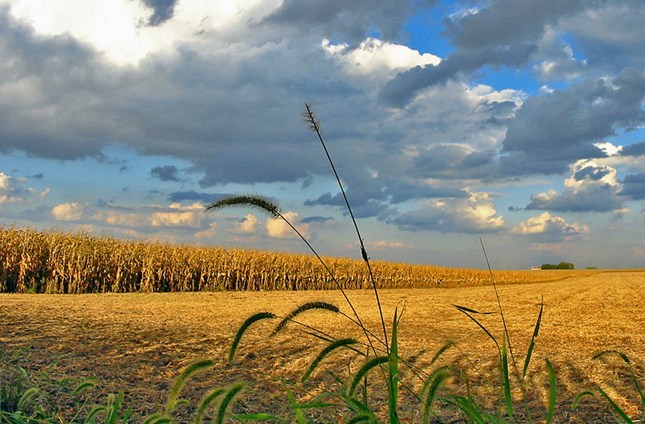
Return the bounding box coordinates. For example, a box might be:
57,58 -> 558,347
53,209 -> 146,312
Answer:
72,378 -> 97,397
302,338 -> 359,382
17,387 -> 40,410
229,312 -> 276,361
597,387 -> 634,424
142,413 -> 173,424
594,350 -> 645,415
388,308 -> 400,424
349,356 -> 389,397
572,390 -> 595,409
522,298 -> 544,379
444,395 -> 486,424
194,387 -> 225,424
105,392 -> 124,423
452,304 -> 494,315
285,385 -> 314,424
233,413 -> 283,421
343,396 -> 379,421
545,358 -> 557,424
453,304 -> 500,352
166,359 -> 215,415
216,383 -> 245,424
502,338 -> 513,418
85,406 -> 108,423
429,341 -> 454,366
346,415 -> 374,424
421,366 -> 450,424
272,302 -> 340,336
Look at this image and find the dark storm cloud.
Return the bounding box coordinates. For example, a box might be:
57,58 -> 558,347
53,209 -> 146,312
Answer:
3,0 -> 644,231
446,0 -> 583,50
0,8 -> 112,159
412,145 -> 499,180
305,167 -> 468,219
0,7 -> 341,185
300,215 -> 334,224
500,68 -> 645,174
526,187 -> 624,212
560,0 -> 645,72
390,202 -> 505,234
140,0 -> 177,26
381,44 -> 536,106
619,173 -> 645,200
621,141 -> 645,156
261,0 -> 436,43
380,0 -> 586,106
150,165 -> 180,182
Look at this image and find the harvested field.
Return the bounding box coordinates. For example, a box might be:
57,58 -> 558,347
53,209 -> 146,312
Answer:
1,270 -> 643,422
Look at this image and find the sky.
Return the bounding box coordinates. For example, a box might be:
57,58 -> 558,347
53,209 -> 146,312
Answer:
1,0 -> 644,270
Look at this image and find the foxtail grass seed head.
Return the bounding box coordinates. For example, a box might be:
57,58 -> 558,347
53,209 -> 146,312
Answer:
206,195 -> 281,218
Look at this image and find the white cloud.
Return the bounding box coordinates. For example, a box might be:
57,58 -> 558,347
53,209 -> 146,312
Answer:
266,211 -> 310,239
322,37 -> 440,82
91,210 -> 143,227
393,193 -> 505,233
150,210 -> 202,228
512,212 -> 589,240
564,159 -> 619,190
0,172 -> 10,191
7,0 -> 283,65
0,172 -> 22,205
9,0 -> 154,65
594,141 -> 622,157
527,159 -> 624,212
366,240 -> 405,249
51,202 -> 85,221
234,213 -> 258,234
168,201 -> 204,211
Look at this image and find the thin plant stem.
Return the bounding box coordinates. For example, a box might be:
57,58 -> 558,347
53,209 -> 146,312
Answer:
303,103 -> 389,353
206,197 -> 385,358
274,210 -> 385,357
479,237 -> 521,381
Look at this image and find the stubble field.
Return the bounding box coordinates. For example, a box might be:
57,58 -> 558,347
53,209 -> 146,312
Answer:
1,270 -> 643,422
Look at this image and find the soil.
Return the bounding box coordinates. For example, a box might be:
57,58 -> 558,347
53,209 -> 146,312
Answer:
1,270 -> 643,422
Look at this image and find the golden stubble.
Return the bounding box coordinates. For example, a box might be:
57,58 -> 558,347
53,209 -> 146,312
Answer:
0,270 -> 643,421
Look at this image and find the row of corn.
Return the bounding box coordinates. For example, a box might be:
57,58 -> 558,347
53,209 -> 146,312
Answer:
0,226 -> 586,293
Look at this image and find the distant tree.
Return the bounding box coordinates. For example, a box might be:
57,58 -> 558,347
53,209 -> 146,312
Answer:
558,261 -> 575,269
541,262 -> 575,270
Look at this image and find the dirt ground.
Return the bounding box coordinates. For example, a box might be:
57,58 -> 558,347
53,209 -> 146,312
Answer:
1,270 -> 643,422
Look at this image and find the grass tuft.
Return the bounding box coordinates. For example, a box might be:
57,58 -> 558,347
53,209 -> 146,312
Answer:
229,312 -> 277,362
302,338 -> 361,382
166,359 -> 215,415
272,301 -> 340,336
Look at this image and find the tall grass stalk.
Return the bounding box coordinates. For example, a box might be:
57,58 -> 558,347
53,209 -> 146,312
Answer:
206,196 -> 385,358
212,106 -> 450,422
448,239 -> 552,422
303,103 -> 389,353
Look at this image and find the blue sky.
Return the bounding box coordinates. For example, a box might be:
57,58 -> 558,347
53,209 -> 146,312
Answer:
1,0 -> 645,269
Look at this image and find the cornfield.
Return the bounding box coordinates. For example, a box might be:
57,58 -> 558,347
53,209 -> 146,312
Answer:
0,226 -> 592,294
